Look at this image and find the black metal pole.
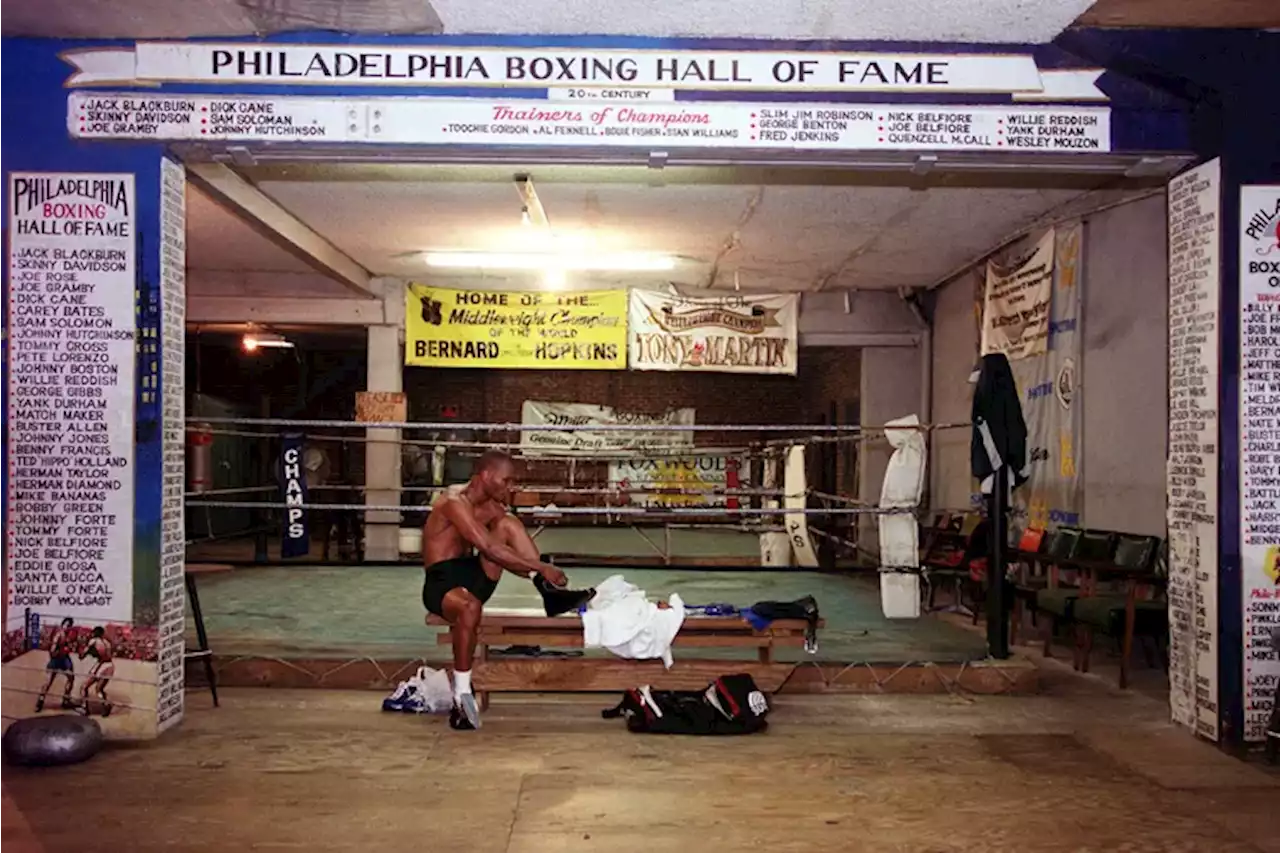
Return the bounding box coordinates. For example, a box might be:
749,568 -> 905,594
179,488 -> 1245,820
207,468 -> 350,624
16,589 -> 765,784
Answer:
986,464 -> 1010,659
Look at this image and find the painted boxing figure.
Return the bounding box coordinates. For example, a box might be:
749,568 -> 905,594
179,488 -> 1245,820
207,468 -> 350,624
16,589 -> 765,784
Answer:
422,450 -> 567,730
79,626 -> 115,717
36,617 -> 77,712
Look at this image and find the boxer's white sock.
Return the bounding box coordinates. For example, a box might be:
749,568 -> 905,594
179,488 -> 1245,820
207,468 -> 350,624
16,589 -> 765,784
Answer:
454,670 -> 472,698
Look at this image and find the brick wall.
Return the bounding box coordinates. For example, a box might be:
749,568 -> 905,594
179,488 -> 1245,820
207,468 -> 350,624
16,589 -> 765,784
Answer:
402,347 -> 862,495
403,347 -> 860,444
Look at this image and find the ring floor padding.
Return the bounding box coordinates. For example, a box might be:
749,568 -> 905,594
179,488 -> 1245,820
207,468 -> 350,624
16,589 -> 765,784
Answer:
182,562 -> 987,664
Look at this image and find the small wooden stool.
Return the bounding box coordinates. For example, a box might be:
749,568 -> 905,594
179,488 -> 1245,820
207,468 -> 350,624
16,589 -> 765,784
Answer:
184,563 -> 232,706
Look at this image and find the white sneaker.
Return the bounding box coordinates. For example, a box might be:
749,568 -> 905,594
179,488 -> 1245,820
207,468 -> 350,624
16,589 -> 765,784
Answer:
401,691 -> 429,714
381,681 -> 417,712
456,693 -> 481,729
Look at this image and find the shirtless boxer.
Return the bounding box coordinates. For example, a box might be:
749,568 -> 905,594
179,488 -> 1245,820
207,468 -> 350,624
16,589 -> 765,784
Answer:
79,626 -> 114,717
423,450 -> 566,730
36,618 -> 77,712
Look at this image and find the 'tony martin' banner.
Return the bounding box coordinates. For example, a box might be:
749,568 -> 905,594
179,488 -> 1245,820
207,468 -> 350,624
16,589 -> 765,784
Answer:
629,290 -> 799,375
981,228 -> 1054,361
60,43 -> 1105,100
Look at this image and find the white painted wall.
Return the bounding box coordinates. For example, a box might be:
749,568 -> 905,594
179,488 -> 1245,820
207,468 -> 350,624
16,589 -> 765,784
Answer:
929,269 -> 981,512
1080,194 -> 1168,536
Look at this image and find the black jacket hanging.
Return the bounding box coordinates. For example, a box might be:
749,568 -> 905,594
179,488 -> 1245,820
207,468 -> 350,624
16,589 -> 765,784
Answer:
970,352 -> 1030,494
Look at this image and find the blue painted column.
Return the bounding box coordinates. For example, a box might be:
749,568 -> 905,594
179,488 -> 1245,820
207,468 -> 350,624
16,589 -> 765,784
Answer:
1054,27 -> 1280,748
1214,61 -> 1280,748
2,37 -> 186,738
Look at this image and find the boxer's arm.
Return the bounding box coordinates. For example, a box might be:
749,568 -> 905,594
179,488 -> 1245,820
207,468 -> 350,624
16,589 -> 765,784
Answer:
441,499 -> 559,578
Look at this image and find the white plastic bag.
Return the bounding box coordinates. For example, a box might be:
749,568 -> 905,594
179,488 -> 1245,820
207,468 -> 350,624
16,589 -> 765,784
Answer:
409,666 -> 454,714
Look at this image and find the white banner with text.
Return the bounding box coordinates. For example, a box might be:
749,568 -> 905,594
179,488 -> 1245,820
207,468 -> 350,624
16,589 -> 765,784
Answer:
520,401 -> 695,455
61,44 -> 1106,100
981,228 -> 1055,361
629,290 -> 799,375
5,172 -> 137,627
609,455 -> 750,508
67,93 -> 1112,154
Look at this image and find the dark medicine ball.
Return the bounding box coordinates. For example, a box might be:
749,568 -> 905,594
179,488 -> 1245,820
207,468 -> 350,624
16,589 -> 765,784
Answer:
3,714 -> 103,767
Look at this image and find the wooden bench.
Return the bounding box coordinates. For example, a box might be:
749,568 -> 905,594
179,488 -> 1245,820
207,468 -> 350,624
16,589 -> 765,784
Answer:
426,610 -> 823,707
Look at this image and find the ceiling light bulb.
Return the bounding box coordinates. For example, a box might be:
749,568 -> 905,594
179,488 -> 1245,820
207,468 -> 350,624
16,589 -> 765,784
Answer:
242,332 -> 294,351
521,207 -> 531,227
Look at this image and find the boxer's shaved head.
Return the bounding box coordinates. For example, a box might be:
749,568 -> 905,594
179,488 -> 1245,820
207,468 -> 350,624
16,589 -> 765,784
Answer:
474,450 -> 515,503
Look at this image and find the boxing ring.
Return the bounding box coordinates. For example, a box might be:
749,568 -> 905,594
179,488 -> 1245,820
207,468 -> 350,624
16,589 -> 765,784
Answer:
175,416 -> 1037,696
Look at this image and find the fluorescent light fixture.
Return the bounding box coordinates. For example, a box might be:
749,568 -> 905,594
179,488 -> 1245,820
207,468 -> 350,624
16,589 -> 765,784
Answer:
424,251 -> 675,272
242,332 -> 294,352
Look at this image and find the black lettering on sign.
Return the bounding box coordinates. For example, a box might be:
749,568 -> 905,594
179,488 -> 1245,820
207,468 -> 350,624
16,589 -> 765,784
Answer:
415,340 -> 501,360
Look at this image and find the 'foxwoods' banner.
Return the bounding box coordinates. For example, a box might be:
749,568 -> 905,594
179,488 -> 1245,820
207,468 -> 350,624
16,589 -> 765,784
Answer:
609,455 -> 750,508
520,401 -> 695,455
628,290 -> 799,375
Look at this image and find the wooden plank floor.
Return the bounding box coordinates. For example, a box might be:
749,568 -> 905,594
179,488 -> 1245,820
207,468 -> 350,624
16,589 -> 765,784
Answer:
4,667 -> 1277,853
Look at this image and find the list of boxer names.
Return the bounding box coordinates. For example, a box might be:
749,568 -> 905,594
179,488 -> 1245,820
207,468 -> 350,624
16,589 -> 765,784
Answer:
6,173 -> 136,625
1239,184 -> 1280,742
1166,160 -> 1221,741
156,159 -> 187,731
68,92 -> 1113,154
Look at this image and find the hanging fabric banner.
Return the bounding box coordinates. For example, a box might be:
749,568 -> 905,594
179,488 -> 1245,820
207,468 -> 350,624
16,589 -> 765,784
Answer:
629,290 -> 799,375
520,401 -> 695,455
609,455 -> 750,508
405,285 -> 627,370
1003,225 -> 1083,531
279,433 -> 310,559
981,229 -> 1055,361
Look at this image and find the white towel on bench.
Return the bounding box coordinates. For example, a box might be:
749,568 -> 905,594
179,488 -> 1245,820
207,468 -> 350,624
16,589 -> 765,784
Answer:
582,575 -> 686,668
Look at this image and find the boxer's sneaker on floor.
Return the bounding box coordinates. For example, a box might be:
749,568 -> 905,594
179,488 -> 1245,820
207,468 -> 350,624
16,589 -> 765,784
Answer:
381,681 -> 418,713
399,691 -> 429,714
452,693 -> 481,730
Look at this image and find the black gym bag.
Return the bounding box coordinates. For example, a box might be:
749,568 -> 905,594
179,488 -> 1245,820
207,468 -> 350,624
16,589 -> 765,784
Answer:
601,673 -> 770,735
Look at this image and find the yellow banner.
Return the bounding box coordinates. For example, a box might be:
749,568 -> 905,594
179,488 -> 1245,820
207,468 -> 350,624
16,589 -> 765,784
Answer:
405,285 -> 628,369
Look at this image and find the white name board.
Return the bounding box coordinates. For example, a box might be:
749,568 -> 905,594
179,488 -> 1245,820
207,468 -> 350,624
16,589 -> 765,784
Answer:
1166,160 -> 1221,741
520,401 -> 694,455
67,93 -> 1112,154
609,455 -> 750,507
6,172 -> 136,626
1239,183 -> 1280,743
156,158 -> 187,733
62,44 -> 1105,99
981,229 -> 1054,361
629,290 -> 799,375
